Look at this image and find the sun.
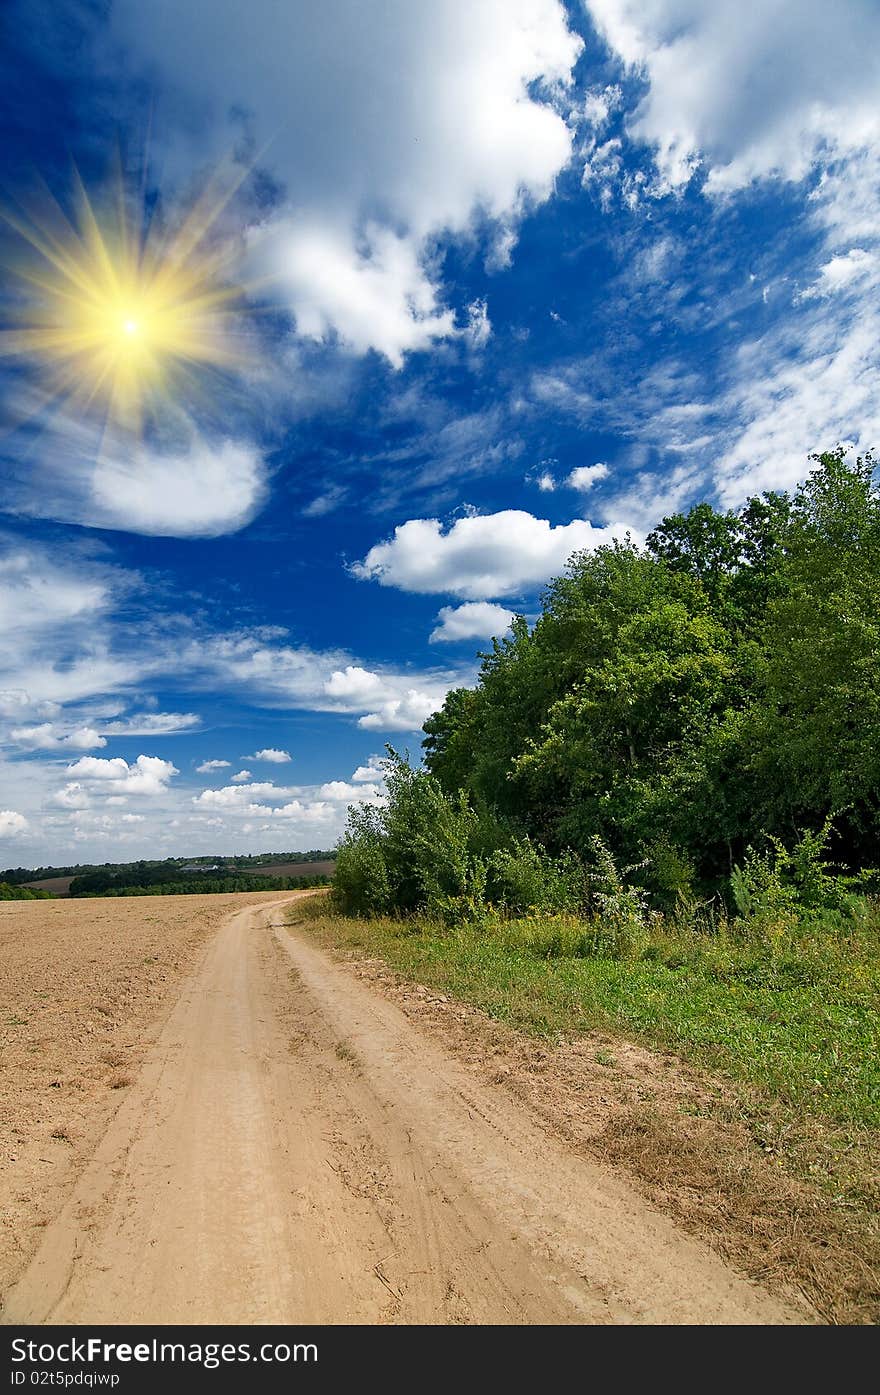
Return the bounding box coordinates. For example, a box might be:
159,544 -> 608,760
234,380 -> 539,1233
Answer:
0,168 -> 249,432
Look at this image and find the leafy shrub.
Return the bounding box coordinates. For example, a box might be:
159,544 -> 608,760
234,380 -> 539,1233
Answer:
0,881 -> 53,900
487,837 -> 587,915
333,805 -> 392,916
583,835 -> 653,957
729,815 -> 862,940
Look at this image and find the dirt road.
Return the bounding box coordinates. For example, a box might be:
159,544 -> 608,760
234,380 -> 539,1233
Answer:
3,897 -> 804,1324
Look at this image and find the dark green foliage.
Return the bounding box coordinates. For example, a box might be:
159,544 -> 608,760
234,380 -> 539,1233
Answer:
420,448 -> 880,905
69,872 -> 330,897
0,881 -> 53,899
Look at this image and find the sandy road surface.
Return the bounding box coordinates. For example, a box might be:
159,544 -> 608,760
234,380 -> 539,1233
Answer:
3,898 -> 803,1324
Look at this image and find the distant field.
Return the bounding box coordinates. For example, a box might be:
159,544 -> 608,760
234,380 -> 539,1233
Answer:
22,877 -> 74,896
248,861 -> 335,879
22,861 -> 335,897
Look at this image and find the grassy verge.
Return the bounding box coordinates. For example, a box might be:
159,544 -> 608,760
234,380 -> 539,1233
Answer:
290,896 -> 880,1321
295,899 -> 880,1128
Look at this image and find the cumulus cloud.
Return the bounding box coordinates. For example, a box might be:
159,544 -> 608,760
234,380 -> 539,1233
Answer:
51,784 -> 92,811
230,770 -> 252,784
90,438 -> 267,538
430,602 -> 516,644
0,810 -> 29,838
585,0 -> 880,193
192,782 -> 290,809
65,754 -> 179,796
248,748 -> 291,763
322,666 -> 385,705
196,759 -> 231,773
567,463 -> 610,490
111,0 -> 581,364
318,664 -> 448,730
316,780 -> 381,803
358,690 -> 441,732
353,510 -> 634,599
252,222 -> 455,369
351,755 -> 385,784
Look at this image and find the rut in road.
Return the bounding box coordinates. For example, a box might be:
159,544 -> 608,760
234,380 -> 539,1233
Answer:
4,898 -> 807,1324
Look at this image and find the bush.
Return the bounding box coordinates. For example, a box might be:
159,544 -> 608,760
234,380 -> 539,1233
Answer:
333,806 -> 392,916
488,837 -> 587,915
582,835 -> 654,957
729,816 -> 863,940
0,881 -> 52,900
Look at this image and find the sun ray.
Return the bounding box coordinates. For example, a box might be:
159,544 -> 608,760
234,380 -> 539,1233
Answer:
0,163 -> 251,434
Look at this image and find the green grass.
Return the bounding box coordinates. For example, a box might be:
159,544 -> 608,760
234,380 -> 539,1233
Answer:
293,901 -> 880,1130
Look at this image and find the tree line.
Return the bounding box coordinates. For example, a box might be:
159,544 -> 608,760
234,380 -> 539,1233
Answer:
336,449 -> 880,928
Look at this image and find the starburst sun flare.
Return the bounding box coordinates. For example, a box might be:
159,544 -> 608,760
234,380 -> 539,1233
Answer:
0,170 -> 248,432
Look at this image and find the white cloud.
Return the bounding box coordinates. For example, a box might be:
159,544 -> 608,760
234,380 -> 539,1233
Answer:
585,1 -> 880,194
797,248 -> 878,301
1,392 -> 268,541
102,712 -> 200,737
112,0 -> 582,364
322,666 -> 385,705
192,782 -> 290,809
351,755 -> 385,784
0,691 -> 60,720
302,486 -> 347,519
358,690 -> 441,732
9,723 -> 106,751
430,601 -> 516,644
567,463 -> 610,490
353,510 -> 634,599
712,313 -> 880,508
65,754 -> 179,797
90,438 -> 267,538
248,748 -> 291,763
536,471 -> 557,492
0,549 -> 107,639
581,84 -> 622,129
465,299 -> 492,350
230,770 -> 252,784
196,759 -> 231,773
317,780 -> 382,803
270,800 -> 336,824
252,222 -> 456,369
171,632 -> 463,733
319,664 -> 449,730
0,810 -> 28,839
0,545 -> 143,711
51,784 -> 92,811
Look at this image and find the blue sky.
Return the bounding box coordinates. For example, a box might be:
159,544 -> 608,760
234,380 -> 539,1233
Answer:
1,0 -> 878,866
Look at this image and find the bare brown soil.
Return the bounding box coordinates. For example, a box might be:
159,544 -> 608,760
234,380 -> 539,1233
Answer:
0,890 -> 291,1300
247,860 -> 335,879
1,895 -> 810,1324
21,877 -> 73,895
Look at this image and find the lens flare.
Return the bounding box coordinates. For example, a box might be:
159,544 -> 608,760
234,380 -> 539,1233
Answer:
0,167 -> 249,432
